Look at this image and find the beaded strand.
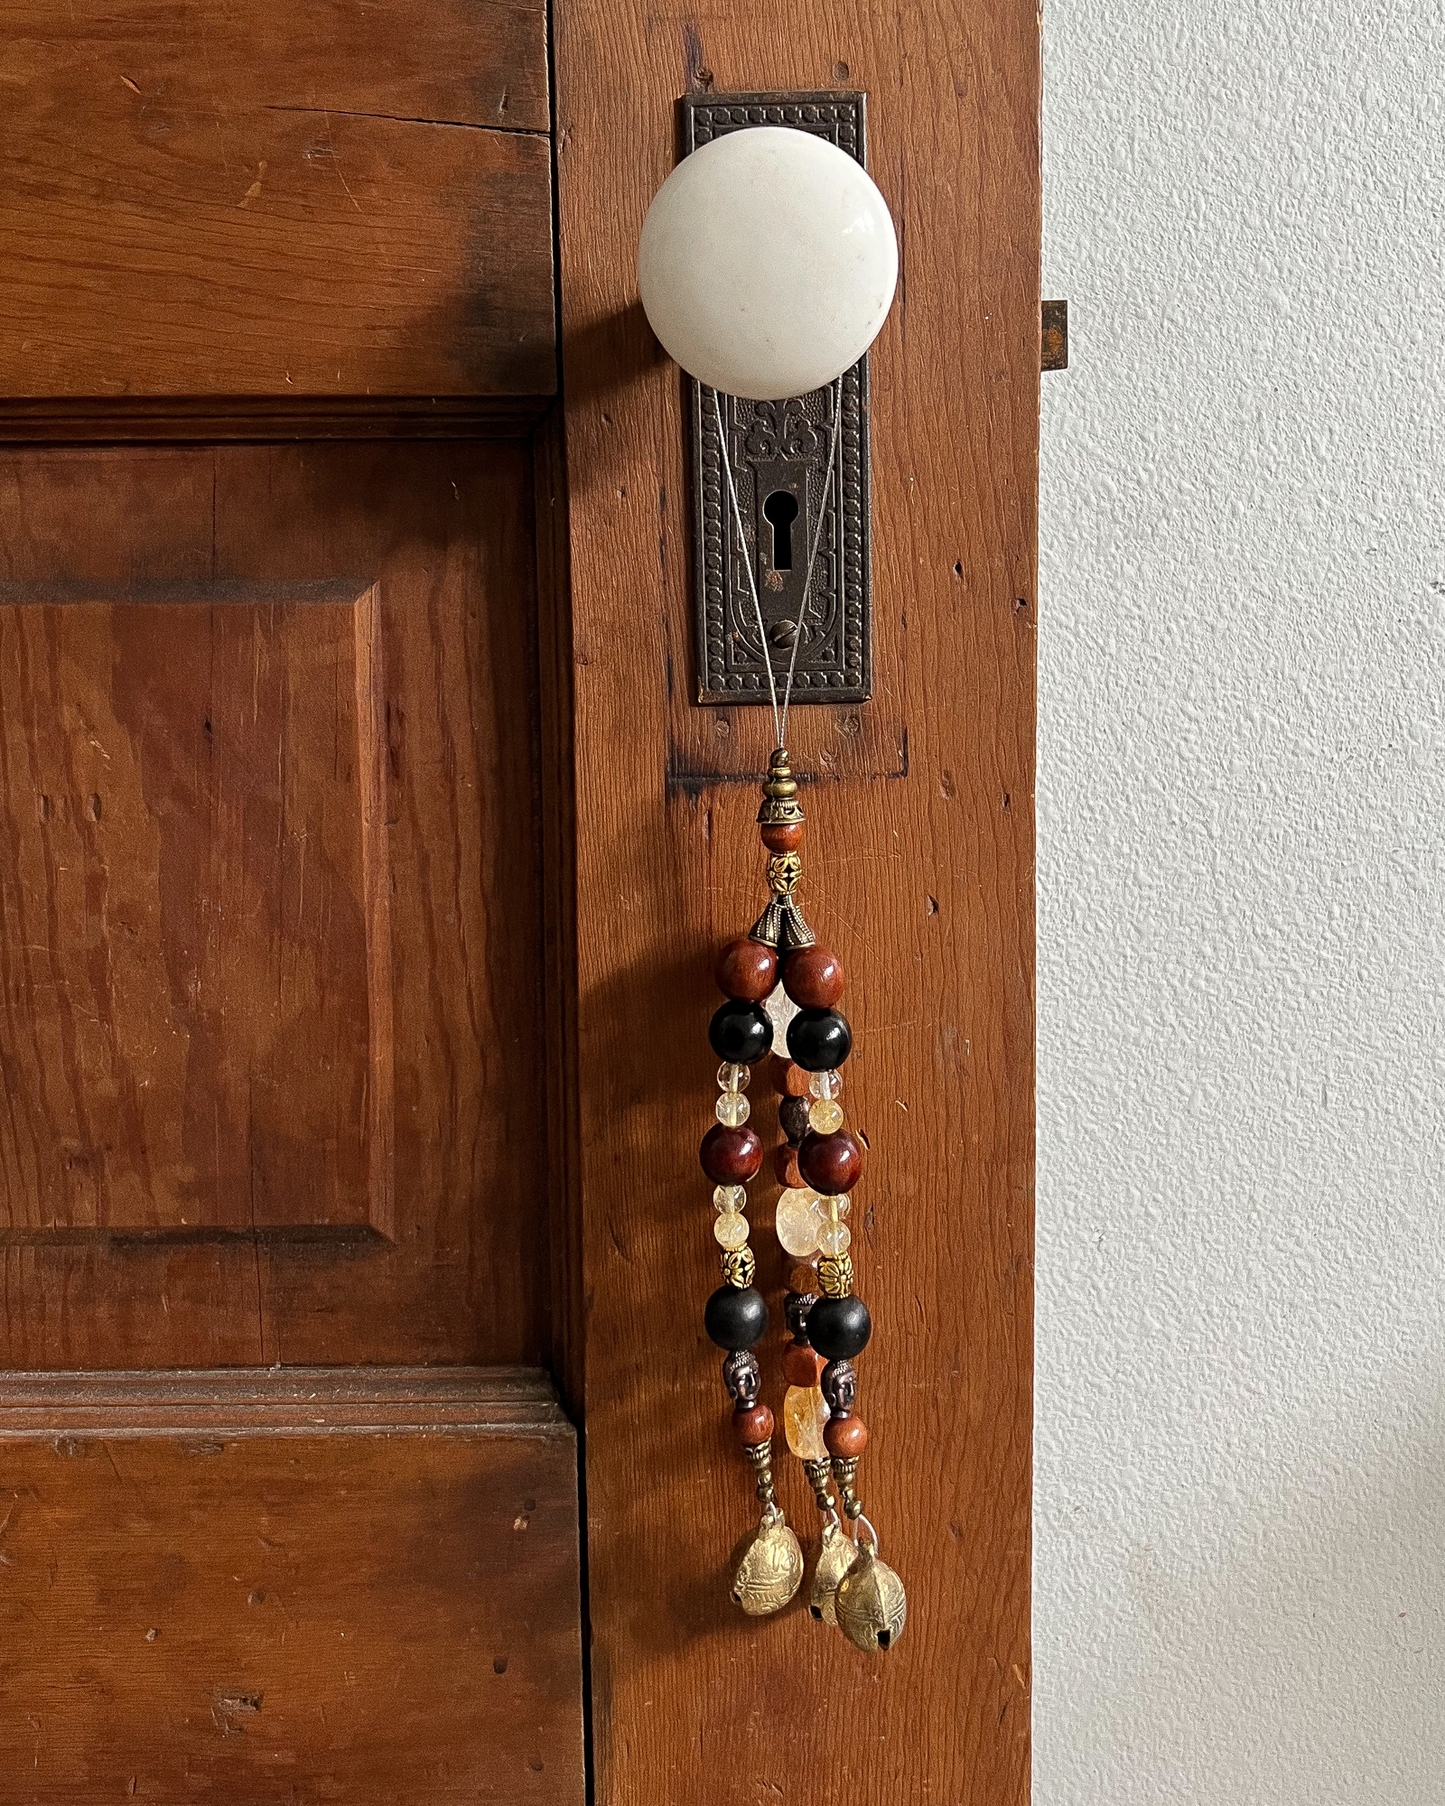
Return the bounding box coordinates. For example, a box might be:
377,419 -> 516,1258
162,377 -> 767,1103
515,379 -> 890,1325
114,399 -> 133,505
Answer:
699,748 -> 906,1650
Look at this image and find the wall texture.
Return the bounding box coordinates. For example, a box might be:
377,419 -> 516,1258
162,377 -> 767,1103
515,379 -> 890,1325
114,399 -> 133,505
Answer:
1035,3 -> 1445,1800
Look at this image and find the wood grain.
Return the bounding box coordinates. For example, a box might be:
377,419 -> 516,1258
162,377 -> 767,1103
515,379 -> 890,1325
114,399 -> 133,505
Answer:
553,8 -> 1038,1804
0,0 -> 555,398
0,1365 -> 585,1804
0,443 -> 551,1369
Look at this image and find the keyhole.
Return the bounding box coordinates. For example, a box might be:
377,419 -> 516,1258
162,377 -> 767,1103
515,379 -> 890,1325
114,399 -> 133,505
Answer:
763,490 -> 799,571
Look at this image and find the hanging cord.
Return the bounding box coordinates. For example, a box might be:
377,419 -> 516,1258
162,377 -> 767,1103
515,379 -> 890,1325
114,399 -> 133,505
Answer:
713,378 -> 844,751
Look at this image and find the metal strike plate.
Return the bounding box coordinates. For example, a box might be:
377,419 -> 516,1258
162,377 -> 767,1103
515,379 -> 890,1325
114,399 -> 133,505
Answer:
685,91 -> 872,706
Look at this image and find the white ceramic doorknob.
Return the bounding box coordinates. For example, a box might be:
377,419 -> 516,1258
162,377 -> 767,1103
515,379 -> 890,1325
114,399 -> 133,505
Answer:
638,125 -> 898,401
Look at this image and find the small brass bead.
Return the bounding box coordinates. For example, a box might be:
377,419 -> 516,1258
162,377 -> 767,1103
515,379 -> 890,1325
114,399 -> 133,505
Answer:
722,1246 -> 757,1289
818,1251 -> 855,1298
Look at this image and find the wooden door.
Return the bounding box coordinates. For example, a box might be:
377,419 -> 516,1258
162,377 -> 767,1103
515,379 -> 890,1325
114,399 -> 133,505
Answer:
553,4 -> 1038,1805
0,7 -> 584,1801
0,2 -> 1039,1802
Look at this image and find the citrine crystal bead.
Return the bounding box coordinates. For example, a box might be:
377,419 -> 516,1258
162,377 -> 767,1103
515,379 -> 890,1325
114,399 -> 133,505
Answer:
713,1183 -> 746,1213
783,1385 -> 830,1462
818,1220 -> 851,1256
716,1091 -> 751,1128
808,1069 -> 843,1101
775,1189 -> 823,1257
713,1210 -> 751,1250
717,1061 -> 751,1093
808,1096 -> 845,1134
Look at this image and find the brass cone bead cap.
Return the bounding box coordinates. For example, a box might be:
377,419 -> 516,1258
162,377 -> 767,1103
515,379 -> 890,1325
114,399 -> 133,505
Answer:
758,747 -> 805,827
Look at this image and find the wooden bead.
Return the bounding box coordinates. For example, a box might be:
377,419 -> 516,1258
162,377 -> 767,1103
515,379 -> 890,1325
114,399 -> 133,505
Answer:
760,821 -> 804,853
700,1123 -> 763,1185
714,937 -> 778,1003
798,1129 -> 864,1195
783,1342 -> 826,1388
783,945 -> 845,1010
787,1260 -> 819,1296
733,1402 -> 774,1447
774,1145 -> 803,1188
823,1413 -> 868,1458
769,1055 -> 812,1097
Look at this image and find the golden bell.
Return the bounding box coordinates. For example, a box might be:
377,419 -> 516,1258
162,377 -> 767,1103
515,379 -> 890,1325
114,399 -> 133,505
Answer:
834,1544 -> 908,1653
731,1512 -> 804,1617
808,1519 -> 856,1627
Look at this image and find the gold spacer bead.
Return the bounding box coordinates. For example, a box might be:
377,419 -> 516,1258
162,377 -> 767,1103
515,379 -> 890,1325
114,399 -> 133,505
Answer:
818,1251 -> 855,1298
766,851 -> 803,897
722,1246 -> 757,1289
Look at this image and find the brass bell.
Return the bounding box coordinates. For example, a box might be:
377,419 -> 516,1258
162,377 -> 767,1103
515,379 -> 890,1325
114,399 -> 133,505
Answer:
834,1543 -> 907,1653
808,1518 -> 856,1627
731,1510 -> 804,1616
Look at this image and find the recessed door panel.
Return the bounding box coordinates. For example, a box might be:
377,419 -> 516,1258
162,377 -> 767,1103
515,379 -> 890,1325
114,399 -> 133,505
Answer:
0,445 -> 550,1371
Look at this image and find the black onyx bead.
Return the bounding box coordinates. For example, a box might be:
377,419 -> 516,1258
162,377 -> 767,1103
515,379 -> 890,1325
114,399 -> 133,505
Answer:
807,1293 -> 872,1361
709,999 -> 773,1065
786,1007 -> 852,1072
704,1283 -> 769,1351
779,1094 -> 812,1147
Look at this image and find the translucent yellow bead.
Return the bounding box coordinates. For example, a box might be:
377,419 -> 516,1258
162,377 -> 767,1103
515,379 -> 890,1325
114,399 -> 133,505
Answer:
713,1211 -> 750,1250
713,1184 -> 746,1213
808,1069 -> 843,1101
818,1220 -> 851,1256
716,1091 -> 751,1127
822,1192 -> 850,1220
783,1385 -> 829,1461
775,1190 -> 823,1257
716,1061 -> 751,1093
808,1096 -> 845,1134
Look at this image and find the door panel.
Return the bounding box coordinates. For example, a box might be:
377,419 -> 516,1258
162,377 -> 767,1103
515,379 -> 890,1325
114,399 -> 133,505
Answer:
0,2 -> 554,398
0,1369 -> 583,1805
0,445 -> 551,1369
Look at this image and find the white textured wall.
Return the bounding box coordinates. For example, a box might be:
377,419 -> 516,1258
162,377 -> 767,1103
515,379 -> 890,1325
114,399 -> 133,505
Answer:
1035,3 -> 1445,1800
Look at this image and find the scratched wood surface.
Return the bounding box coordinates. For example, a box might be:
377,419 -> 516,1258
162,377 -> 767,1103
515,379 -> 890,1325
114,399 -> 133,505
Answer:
0,0 -> 554,397
553,5 -> 1038,1802
0,1368 -> 585,1804
0,443 -> 551,1371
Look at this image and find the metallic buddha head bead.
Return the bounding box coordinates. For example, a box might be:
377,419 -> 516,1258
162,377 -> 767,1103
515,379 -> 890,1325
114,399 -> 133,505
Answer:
820,1357 -> 857,1412
784,1290 -> 818,1341
722,1348 -> 761,1404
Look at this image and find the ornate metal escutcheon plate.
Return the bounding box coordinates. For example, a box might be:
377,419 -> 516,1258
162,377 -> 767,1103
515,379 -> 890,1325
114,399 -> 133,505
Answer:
685,91 -> 873,706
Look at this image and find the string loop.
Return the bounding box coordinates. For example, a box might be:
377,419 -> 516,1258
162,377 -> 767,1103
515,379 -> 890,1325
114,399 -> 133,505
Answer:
713,380 -> 844,752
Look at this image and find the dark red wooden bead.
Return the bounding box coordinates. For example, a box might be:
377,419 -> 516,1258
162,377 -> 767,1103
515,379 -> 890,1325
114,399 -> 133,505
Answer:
823,1413 -> 868,1458
714,937 -> 778,1003
733,1402 -> 775,1447
701,1123 -> 763,1184
783,945 -> 845,1010
760,821 -> 804,853
797,1129 -> 864,1195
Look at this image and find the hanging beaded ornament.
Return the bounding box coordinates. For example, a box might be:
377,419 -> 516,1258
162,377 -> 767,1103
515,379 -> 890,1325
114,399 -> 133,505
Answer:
694,370 -> 906,1650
